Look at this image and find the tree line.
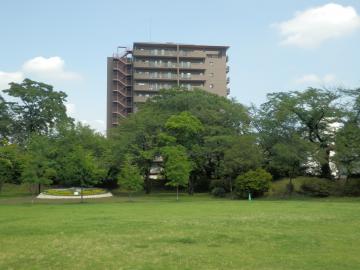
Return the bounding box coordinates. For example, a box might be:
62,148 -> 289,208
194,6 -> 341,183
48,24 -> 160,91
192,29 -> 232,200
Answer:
1,79 -> 360,198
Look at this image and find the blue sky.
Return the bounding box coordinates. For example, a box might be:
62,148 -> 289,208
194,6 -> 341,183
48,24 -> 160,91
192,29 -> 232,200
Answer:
1,0 -> 360,132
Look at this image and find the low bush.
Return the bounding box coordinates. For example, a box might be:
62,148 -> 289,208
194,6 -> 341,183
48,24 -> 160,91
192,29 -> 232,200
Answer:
235,169 -> 272,198
211,187 -> 226,198
343,178 -> 360,196
44,188 -> 107,196
300,179 -> 333,197
210,179 -> 228,190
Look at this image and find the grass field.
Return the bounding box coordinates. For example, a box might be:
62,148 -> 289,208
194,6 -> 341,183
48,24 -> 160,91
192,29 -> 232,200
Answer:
1,189 -> 360,270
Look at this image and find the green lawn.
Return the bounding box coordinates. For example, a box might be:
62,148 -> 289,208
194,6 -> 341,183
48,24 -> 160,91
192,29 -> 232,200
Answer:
0,192 -> 360,270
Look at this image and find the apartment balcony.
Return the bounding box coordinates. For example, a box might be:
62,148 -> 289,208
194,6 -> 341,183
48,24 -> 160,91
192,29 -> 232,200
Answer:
133,84 -> 150,91
179,74 -> 206,81
133,49 -> 177,58
179,51 -> 206,58
133,84 -> 161,92
227,88 -> 230,95
133,95 -> 149,103
133,61 -> 177,69
227,77 -> 230,84
178,62 -> 206,70
226,66 -> 230,73
133,73 -> 178,81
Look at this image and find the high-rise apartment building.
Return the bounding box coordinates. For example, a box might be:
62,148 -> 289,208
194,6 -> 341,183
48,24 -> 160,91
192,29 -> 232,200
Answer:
107,42 -> 230,129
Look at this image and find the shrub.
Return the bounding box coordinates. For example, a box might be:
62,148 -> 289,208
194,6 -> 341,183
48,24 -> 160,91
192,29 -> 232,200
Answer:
300,179 -> 333,197
211,187 -> 226,198
44,188 -> 106,196
210,179 -> 227,190
235,169 -> 272,198
343,178 -> 360,196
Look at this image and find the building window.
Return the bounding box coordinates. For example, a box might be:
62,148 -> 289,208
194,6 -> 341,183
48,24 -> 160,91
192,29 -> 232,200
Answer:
209,84 -> 214,88
209,61 -> 214,66
209,73 -> 214,77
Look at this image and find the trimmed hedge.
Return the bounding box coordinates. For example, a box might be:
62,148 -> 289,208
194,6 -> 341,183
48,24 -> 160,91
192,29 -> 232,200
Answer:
211,187 -> 226,198
43,188 -> 107,196
300,179 -> 333,197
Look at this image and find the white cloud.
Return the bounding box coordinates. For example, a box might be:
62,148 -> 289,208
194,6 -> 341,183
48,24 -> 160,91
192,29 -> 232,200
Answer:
94,120 -> 105,125
78,119 -> 105,134
65,103 -> 76,116
295,73 -> 336,85
274,3 -> 360,48
0,56 -> 81,91
22,56 -> 81,81
0,71 -> 24,90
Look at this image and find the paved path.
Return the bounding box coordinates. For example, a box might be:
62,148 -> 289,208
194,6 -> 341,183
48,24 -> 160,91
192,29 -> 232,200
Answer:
37,192 -> 113,199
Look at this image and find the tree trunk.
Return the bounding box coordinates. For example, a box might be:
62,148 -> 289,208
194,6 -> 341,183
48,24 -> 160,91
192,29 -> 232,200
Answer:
229,177 -> 233,194
144,173 -> 152,194
321,148 -> 332,179
176,185 -> 179,201
188,175 -> 194,195
38,183 -> 41,195
288,177 -> 294,195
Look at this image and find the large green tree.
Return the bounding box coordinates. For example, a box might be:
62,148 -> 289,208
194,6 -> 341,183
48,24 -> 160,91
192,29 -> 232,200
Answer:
54,124 -> 108,190
164,111 -> 203,193
109,89 -> 251,193
117,156 -> 144,200
3,79 -> 72,143
335,122 -> 360,177
222,135 -> 263,193
0,143 -> 23,192
22,134 -> 56,195
257,88 -> 343,178
161,145 -> 192,200
0,95 -> 13,144
269,135 -> 316,193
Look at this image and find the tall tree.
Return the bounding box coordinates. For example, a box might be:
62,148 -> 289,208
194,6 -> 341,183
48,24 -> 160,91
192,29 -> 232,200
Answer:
222,135 -> 263,193
0,143 -> 23,192
109,89 -> 251,193
22,134 -> 56,195
117,156 -> 144,200
3,79 -> 72,143
0,95 -> 13,144
165,111 -> 203,194
335,124 -> 360,178
258,88 -> 343,178
162,145 -> 192,200
269,135 -> 315,193
54,124 -> 108,193
56,145 -> 101,202
334,88 -> 360,178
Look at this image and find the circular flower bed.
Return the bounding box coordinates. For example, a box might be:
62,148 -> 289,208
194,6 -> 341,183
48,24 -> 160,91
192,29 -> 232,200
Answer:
43,188 -> 107,196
